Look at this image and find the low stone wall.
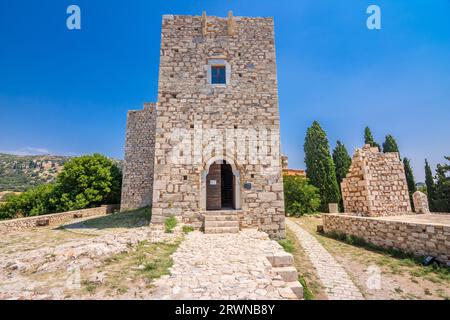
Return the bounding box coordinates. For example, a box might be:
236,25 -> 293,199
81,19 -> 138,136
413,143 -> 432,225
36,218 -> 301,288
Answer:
323,213 -> 450,264
0,205 -> 120,233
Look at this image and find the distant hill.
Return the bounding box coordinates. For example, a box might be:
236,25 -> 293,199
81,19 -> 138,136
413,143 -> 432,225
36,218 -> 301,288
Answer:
0,153 -> 123,192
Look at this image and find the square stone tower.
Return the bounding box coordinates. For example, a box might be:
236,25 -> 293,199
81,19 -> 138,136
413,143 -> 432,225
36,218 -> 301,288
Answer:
121,12 -> 285,239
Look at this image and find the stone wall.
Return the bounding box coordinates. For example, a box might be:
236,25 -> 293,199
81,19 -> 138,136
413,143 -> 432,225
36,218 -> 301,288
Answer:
120,103 -> 157,211
150,13 -> 285,238
323,213 -> 450,264
341,144 -> 412,217
0,205 -> 119,233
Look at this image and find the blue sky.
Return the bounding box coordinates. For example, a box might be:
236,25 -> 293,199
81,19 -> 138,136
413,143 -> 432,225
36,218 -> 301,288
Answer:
0,0 -> 449,181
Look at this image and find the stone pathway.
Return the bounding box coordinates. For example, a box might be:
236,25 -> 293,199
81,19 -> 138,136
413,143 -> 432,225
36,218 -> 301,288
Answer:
152,229 -> 298,300
286,219 -> 364,300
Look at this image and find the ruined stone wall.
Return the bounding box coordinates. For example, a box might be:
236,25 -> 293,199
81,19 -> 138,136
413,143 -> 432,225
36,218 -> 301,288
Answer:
0,205 -> 119,233
341,144 -> 412,216
323,213 -> 450,264
151,14 -> 285,238
120,103 -> 156,211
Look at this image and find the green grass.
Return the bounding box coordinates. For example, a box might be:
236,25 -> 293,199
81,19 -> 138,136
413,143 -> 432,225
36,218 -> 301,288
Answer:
164,216 -> 178,233
298,276 -> 314,300
182,225 -> 195,234
278,239 -> 295,253
136,240 -> 181,280
82,238 -> 182,295
64,207 -> 151,230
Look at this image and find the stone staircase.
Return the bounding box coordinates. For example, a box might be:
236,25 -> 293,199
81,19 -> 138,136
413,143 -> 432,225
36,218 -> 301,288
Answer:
203,210 -> 240,234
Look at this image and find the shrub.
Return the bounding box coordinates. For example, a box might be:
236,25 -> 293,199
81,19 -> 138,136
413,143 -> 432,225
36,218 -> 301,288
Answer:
164,216 -> 178,233
283,176 -> 321,216
0,154 -> 122,220
54,154 -> 122,212
0,184 -> 57,219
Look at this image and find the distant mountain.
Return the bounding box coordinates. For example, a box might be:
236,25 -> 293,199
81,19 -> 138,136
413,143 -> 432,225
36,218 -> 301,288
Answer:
0,153 -> 123,192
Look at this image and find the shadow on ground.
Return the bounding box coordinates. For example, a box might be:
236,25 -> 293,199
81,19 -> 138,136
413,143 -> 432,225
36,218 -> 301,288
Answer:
58,207 -> 152,231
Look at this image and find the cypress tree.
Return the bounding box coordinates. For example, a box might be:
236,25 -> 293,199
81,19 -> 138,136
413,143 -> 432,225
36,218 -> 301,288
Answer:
332,141 -> 352,211
424,159 -> 436,211
382,134 -> 400,155
403,157 -> 417,210
304,121 -> 341,212
364,127 -> 380,150
332,141 -> 352,185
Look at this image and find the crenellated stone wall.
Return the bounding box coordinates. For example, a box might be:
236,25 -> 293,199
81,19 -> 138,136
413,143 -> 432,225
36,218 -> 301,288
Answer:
120,103 -> 156,211
341,144 -> 412,217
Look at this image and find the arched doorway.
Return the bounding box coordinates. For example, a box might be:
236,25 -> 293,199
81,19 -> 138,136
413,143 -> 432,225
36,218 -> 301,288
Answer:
202,158 -> 241,211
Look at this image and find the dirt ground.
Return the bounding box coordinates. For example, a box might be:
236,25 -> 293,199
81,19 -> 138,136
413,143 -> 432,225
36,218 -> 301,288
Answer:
0,209 -> 183,300
289,215 -> 450,300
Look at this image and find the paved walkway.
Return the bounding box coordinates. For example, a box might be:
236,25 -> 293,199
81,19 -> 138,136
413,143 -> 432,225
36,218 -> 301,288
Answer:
286,219 -> 364,300
152,229 -> 298,300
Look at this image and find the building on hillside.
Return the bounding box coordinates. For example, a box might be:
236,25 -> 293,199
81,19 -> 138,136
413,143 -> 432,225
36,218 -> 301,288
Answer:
121,12 -> 285,238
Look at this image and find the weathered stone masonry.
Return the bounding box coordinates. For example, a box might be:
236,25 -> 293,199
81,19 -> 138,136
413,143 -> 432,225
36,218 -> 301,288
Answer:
341,144 -> 412,216
323,213 -> 450,264
121,13 -> 285,239
120,103 -> 156,211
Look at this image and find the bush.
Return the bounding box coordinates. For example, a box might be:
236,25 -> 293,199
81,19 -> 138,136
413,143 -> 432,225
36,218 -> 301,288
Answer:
0,184 -> 57,219
0,154 -> 122,220
165,216 -> 178,233
54,154 -> 122,211
283,176 -> 321,216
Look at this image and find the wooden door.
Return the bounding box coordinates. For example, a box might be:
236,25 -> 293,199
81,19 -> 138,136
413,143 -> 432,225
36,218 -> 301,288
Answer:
206,163 -> 221,210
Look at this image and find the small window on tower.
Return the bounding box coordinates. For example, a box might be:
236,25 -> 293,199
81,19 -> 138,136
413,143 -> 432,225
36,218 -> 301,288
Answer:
211,65 -> 226,84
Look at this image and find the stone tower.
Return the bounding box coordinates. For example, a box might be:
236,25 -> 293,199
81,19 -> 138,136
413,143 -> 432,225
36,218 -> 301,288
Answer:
121,12 -> 285,239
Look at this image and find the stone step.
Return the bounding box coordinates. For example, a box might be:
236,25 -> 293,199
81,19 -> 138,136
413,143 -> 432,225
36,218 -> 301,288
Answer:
273,266 -> 298,282
202,210 -> 242,216
266,252 -> 294,267
204,220 -> 239,228
287,281 -> 304,299
204,215 -> 239,222
204,227 -> 240,234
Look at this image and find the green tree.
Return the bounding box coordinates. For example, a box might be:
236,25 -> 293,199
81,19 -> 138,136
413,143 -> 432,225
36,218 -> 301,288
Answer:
424,159 -> 436,211
403,157 -> 417,210
332,141 -> 352,211
0,154 -> 122,220
54,154 -> 122,211
304,121 -> 341,212
434,156 -> 450,212
283,176 -> 321,216
364,127 -> 380,150
382,134 -> 400,155
332,141 -> 352,185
